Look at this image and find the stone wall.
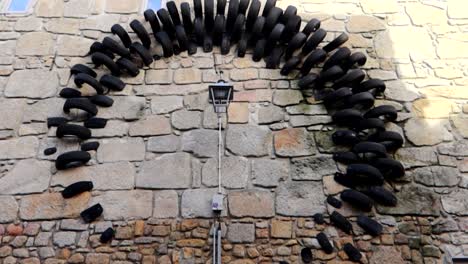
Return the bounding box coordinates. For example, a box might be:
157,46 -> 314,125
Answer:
0,0 -> 467,263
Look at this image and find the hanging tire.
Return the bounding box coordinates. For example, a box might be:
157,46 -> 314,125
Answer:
111,24 -> 132,48
81,141 -> 100,151
252,38 -> 266,62
332,109 -> 363,127
63,98 -> 98,116
365,186 -> 397,206
317,232 -> 334,254
205,0 -> 215,31
180,3 -> 193,33
70,64 -> 97,78
62,181 -> 93,198
246,0 -> 260,31
84,117 -> 108,129
300,49 -> 326,75
116,57 -> 140,77
129,19 -> 151,48
364,105 -> 397,121
323,47 -> 351,70
323,32 -> 348,53
281,5 -> 297,24
371,158 -> 405,179
284,32 -> 307,59
193,0 -> 203,18
217,0 -> 227,15
322,87 -> 352,108
89,95 -> 114,107
166,1 -> 182,25
175,25 -> 190,51
302,28 -> 326,55
343,243 -> 362,262
56,124 -> 92,140
302,18 -> 321,36
74,73 -> 104,94
60,88 -> 81,98
100,74 -> 126,92
226,0 -> 240,33
330,211 -> 353,234
352,141 -> 388,159
332,151 -> 360,165
262,0 -> 277,17
91,52 -> 120,76
357,215 -> 383,236
144,9 -> 161,38
89,42 -> 115,59
81,203 -> 103,223
263,7 -> 282,34
281,15 -> 301,43
340,189 -> 374,212
281,56 -> 301,75
47,117 -> 69,128
331,130 -> 360,146
333,69 -> 365,89
55,151 -> 91,170
367,131 -> 403,151
346,163 -> 384,185
345,91 -> 375,109
155,31 -> 174,58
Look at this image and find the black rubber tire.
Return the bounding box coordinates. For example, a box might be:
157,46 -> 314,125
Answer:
166,1 -> 182,25
70,64 -> 97,78
60,88 -> 81,98
47,117 -> 69,128
367,131 -> 403,151
89,42 -> 115,59
357,215 -> 383,237
217,0 -> 227,15
62,181 -> 93,198
365,186 -> 397,206
334,172 -> 356,189
188,42 -> 198,55
203,34 -> 214,52
323,47 -> 351,70
343,243 -> 361,262
100,74 -> 125,92
281,15 -> 301,43
330,211 -> 352,234
340,189 -> 374,212
116,57 -> 140,77
346,163 -> 384,185
302,28 -> 326,55
332,130 -> 360,146
317,65 -> 345,84
298,73 -> 318,89
193,0 -> 203,18
81,203 -> 103,223
144,9 -> 161,37
56,124 -> 92,140
44,147 -> 57,156
302,18 -> 321,36
100,227 -> 115,243
317,232 -> 334,254
327,195 -> 342,209
84,117 -> 108,129
281,56 -> 301,75
313,213 -> 325,225
231,14 -> 245,41
213,14 -> 226,45
129,20 -> 151,48
102,36 -> 130,58
281,5 -> 297,24
354,79 -> 386,94
180,3 -> 193,34
371,158 -> 405,179
332,109 -> 363,127
284,32 -> 307,59
63,98 -> 98,116
333,69 -> 365,89
226,0 -> 240,33
157,9 -> 176,39
238,0 -> 250,15
74,73 -> 104,94
129,42 -> 153,66
364,105 -> 397,121
193,17 -> 204,45
91,52 -> 120,76
221,34 -> 231,55
175,25 -> 190,51
205,0 -> 215,31
301,248 -> 313,263
81,141 -> 100,151
322,87 -> 352,108
265,46 -> 283,69
323,32 -> 348,53
237,34 -> 248,57
344,51 -> 367,69
353,118 -> 386,132
155,31 -> 174,58
89,95 -> 114,107
264,23 -> 284,55
262,0 -> 276,17
111,24 -> 132,48
346,92 -> 375,109
353,141 -> 387,159
252,38 -> 266,62
333,151 -> 360,165
246,0 -> 260,31
300,49 -> 326,75
249,16 -> 265,43
55,151 -> 91,170
263,7 -> 282,34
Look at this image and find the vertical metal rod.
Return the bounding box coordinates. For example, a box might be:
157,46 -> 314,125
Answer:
217,113 -> 222,194
217,227 -> 222,264
212,222 -> 217,264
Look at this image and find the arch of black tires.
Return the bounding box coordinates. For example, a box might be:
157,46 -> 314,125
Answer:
46,0 -> 406,262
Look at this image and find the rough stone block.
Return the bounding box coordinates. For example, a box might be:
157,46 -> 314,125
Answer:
346,15 -> 385,33
226,125 -> 272,157
153,190 -> 179,218
0,136 -> 39,160
19,192 -> 91,220
146,70 -> 173,85
53,232 -> 76,247
181,188 -> 226,218
257,105 -> 285,124
99,96 -> 146,120
91,190 -> 153,220
441,189 -> 468,216
271,220 -> 292,238
276,182 -> 326,216
137,153 -> 192,189
291,156 -> 335,181
5,70 -> 58,99
272,90 -> 303,106
202,156 -> 249,189
227,223 -> 255,243
35,0 -> 63,17
228,103 -> 249,123
274,128 -> 316,157
182,129 -> 218,158
16,32 -> 54,56
172,109 -> 202,130
228,190 -> 274,218
129,115 -> 172,136
0,196 -> 18,223
0,159 -> 51,195
252,159 -> 289,187
377,185 -> 440,216
174,68 -> 202,84
57,35 -> 93,56
404,118 -> 452,146
150,96 -> 183,114
104,0 -> 141,13
97,138 -> 146,162
148,135 -> 179,153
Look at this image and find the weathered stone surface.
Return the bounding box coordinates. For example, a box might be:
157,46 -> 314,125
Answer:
19,192 -> 90,220
52,162 -> 135,190
452,116 -> 468,138
441,189 -> 468,216
99,96 -> 146,120
202,156 -> 249,189
45,18 -> 80,34
274,128 -> 316,157
252,159 -> 289,187
289,115 -> 332,127
0,137 -> 39,160
53,232 -> 76,247
97,138 -> 146,162
406,3 -> 446,26
448,0 -> 467,19
0,99 -> 26,130
361,0 -> 398,13
174,68 -> 202,84
145,70 -> 173,85
5,70 -> 58,99
181,189 -> 226,218
226,125 -> 272,157
346,15 -> 385,33
57,35 -> 93,56
64,0 -> 94,17
35,0 -> 63,17
0,159 -> 50,195
184,92 -> 208,110
377,185 -> 440,216
129,115 -> 171,136
276,182 -> 325,216
181,129 -> 218,158
273,90 -> 303,106
369,246 -> 405,264
92,120 -> 129,138
16,32 -> 54,56
404,118 -> 452,146
271,220 -> 292,238
153,191 -> 179,218
91,191 -> 152,220
230,69 -> 258,81
437,38 -> 468,59
228,103 -> 249,123
420,86 -> 468,100
382,80 -> 419,102
105,0 -> 141,13
15,17 -> 42,31
148,135 -> 179,153
412,99 -> 453,119
227,223 -> 255,243
172,109 -> 202,130
137,153 -> 192,189
413,166 -> 460,187
228,190 -> 274,218
258,105 -> 285,124
0,196 -> 18,223
395,147 -> 438,168
291,156 -> 335,181
323,175 -> 346,195
286,104 -> 327,115
85,253 -> 110,264
438,141 -> 468,157
60,219 -> 88,231
151,96 -> 183,114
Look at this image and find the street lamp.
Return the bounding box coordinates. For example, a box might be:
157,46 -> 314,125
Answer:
209,80 -> 234,113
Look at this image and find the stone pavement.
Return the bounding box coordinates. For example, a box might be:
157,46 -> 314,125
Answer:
0,0 -> 467,263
